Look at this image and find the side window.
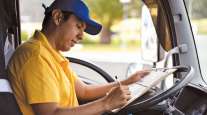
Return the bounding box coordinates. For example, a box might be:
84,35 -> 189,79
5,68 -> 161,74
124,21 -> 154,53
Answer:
129,0 -> 172,67
128,0 -> 175,88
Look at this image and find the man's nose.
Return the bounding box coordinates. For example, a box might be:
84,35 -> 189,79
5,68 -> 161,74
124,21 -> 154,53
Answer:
77,30 -> 84,40
78,26 -> 86,40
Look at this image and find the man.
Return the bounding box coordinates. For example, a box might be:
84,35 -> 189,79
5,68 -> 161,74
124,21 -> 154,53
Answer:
7,0 -> 149,115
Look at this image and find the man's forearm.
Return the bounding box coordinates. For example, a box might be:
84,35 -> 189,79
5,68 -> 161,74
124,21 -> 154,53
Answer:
83,82 -> 118,100
55,98 -> 107,115
83,78 -> 133,100
33,98 -> 108,115
76,77 -> 131,101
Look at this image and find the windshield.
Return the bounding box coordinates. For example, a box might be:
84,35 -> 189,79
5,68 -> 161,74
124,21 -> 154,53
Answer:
19,0 -> 144,80
184,0 -> 207,83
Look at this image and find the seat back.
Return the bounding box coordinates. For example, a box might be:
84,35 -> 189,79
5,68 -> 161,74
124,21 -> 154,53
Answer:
0,79 -> 22,115
0,0 -> 22,114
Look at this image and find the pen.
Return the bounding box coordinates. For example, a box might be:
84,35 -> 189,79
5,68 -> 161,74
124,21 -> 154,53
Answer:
151,66 -> 182,71
115,76 -> 121,87
135,82 -> 149,88
135,82 -> 157,92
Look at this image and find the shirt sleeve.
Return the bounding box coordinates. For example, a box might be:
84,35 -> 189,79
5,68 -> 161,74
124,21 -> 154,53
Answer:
65,60 -> 79,83
21,56 -> 59,104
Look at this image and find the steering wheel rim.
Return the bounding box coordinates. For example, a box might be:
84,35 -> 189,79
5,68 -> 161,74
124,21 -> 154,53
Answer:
66,57 -> 114,82
67,57 -> 194,114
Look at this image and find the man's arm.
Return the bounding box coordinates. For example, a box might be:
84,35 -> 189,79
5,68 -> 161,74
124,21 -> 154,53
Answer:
32,86 -> 131,115
75,78 -> 118,100
32,99 -> 105,115
75,70 -> 149,101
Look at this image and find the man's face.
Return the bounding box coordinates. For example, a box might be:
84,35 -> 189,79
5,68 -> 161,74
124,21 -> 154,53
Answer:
56,13 -> 86,51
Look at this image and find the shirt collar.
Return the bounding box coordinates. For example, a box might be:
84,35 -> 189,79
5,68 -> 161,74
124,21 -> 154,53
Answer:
33,30 -> 69,64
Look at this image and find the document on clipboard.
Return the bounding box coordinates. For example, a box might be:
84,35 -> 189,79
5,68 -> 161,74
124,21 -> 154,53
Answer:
112,68 -> 177,113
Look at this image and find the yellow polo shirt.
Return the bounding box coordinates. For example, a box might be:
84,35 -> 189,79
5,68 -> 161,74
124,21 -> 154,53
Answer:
8,30 -> 79,115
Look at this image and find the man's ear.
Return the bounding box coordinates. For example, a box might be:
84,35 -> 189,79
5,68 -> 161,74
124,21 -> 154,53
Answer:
51,9 -> 63,26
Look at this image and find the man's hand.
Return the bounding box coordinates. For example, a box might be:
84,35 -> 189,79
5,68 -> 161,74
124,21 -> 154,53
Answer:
102,85 -> 131,111
122,69 -> 150,85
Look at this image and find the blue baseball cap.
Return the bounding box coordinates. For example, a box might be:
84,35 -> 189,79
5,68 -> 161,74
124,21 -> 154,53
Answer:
44,0 -> 102,35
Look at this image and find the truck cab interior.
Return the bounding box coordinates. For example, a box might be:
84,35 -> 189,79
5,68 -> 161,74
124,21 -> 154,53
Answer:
0,0 -> 207,115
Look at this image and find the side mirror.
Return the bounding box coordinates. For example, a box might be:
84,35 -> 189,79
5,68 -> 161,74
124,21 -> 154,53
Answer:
140,5 -> 159,62
126,5 -> 159,78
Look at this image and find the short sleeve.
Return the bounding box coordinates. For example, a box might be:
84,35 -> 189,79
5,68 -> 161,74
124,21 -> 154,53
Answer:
70,67 -> 78,81
60,59 -> 78,83
21,56 -> 59,104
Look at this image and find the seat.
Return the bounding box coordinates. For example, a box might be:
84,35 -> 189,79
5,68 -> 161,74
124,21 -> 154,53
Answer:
0,79 -> 22,115
0,0 -> 22,114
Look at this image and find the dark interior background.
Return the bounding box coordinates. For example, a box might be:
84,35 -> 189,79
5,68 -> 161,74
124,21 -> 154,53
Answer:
0,0 -> 22,115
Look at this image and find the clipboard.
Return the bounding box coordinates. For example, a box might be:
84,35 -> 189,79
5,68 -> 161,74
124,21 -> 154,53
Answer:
112,68 -> 177,113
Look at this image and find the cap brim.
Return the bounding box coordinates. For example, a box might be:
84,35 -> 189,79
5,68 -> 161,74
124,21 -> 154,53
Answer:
84,19 -> 102,35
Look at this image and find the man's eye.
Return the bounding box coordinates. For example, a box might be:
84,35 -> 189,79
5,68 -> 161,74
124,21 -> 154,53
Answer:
77,24 -> 82,29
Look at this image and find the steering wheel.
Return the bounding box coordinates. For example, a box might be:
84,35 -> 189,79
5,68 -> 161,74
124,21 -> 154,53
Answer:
66,57 -> 114,82
120,66 -> 194,113
66,57 -> 195,114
